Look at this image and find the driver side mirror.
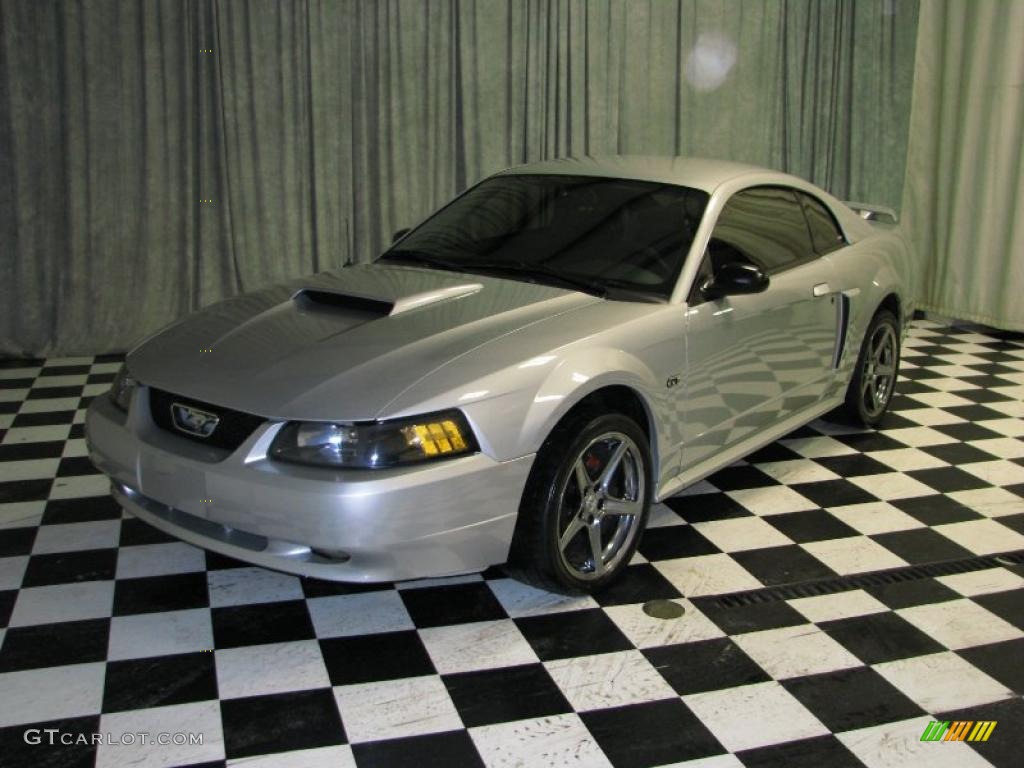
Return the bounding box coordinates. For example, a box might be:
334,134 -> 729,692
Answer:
392,228 -> 411,244
700,262 -> 769,300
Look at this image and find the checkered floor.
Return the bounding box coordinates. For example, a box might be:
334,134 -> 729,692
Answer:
1,318 -> 1023,768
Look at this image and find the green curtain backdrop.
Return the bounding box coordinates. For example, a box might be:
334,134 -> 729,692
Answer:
0,0 -> 919,356
900,0 -> 1024,331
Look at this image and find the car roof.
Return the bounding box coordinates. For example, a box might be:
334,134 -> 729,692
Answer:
497,155 -> 793,193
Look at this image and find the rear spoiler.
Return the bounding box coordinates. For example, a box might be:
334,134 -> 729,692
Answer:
844,201 -> 898,225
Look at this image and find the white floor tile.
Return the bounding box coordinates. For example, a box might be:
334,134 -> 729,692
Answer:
787,589 -> 889,624
470,713 -> 613,768
0,555 -> 27,590
849,473 -> 935,501
897,599 -> 1023,650
864,449 -> 949,472
31,520 -> 121,554
682,681 -> 828,752
873,651 -> 1014,712
107,608 -> 214,661
693,516 -> 794,552
827,502 -> 925,535
9,581 -> 115,627
1,425 -> 72,444
116,542 -> 207,579
544,650 -> 677,711
0,501 -> 45,529
961,459 -> 1024,486
0,458 -> 60,482
216,640 -> 330,699
487,578 -> 599,618
947,487 -> 1024,517
933,518 -> 1024,555
779,436 -> 857,459
838,716 -> 993,768
733,624 -> 863,679
603,599 -> 724,649
419,619 -> 539,674
48,474 -> 110,499
333,675 -> 462,743
96,701 -> 225,768
727,486 -> 819,517
206,566 -> 304,607
0,662 -> 105,727
226,745 -> 356,768
307,589 -> 415,638
753,459 -> 841,485
654,554 -> 764,597
936,567 -> 1024,597
801,537 -> 909,575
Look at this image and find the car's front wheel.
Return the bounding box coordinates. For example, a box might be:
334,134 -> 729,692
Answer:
508,409 -> 652,594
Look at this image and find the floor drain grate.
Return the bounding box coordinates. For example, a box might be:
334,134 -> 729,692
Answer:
707,550 -> 1024,609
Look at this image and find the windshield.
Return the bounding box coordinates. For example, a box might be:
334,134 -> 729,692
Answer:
380,174 -> 709,299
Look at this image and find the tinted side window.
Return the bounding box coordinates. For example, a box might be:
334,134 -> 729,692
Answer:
798,192 -> 846,254
708,187 -> 814,274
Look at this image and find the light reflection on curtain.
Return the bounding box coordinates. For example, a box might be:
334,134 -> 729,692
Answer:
0,0 -> 918,356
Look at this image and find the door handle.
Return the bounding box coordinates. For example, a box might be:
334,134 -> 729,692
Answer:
812,283 -> 831,297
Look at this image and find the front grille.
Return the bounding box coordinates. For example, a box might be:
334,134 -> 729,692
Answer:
149,388 -> 265,452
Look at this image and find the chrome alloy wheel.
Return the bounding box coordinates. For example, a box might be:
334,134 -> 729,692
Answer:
555,431 -> 645,581
859,322 -> 898,418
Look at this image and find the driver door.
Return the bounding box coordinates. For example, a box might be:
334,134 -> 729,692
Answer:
679,186 -> 840,473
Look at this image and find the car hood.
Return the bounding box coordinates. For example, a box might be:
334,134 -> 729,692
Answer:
127,264 -> 600,421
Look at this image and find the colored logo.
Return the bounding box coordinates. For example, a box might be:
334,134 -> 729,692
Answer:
171,403 -> 220,438
920,720 -> 997,742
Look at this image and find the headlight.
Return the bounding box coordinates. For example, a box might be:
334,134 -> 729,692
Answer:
109,364 -> 137,412
269,409 -> 479,469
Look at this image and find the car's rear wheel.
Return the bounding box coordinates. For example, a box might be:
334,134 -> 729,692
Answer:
844,308 -> 901,426
507,409 -> 652,594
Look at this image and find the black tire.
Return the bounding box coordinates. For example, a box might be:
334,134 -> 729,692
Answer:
506,409 -> 653,594
844,308 -> 901,426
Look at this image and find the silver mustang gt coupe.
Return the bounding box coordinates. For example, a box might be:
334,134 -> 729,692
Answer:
86,156 -> 914,593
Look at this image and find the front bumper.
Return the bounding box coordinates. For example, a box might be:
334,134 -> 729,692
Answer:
86,390 -> 534,582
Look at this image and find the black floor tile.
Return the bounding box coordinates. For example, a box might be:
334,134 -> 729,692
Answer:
690,597 -> 806,636
937,696 -> 1024,768
999,513 -> 1024,536
666,492 -> 754,522
892,495 -> 983,526
973,589 -> 1024,631
0,715 -> 101,768
55,457 -> 100,478
21,549 -> 118,587
0,441 -> 64,461
643,637 -> 772,695
866,577 -> 961,609
934,422 -> 1004,443
816,454 -> 894,477
300,577 -> 392,598
443,663 -> 571,727
638,524 -> 720,560
706,465 -> 779,491
0,478 -> 52,503
922,442 -> 1002,466
320,630 -> 435,685
113,572 -> 210,616
42,495 -> 123,524
0,618 -> 109,672
731,545 -> 838,587
907,466 -> 992,493
11,411 -> 76,427
582,698 -> 726,768
118,517 -> 178,546
399,582 -> 507,628
102,652 -> 218,712
870,528 -> 975,565
956,638 -> 1024,694
591,562 -> 682,606
352,730 -> 484,768
221,688 -> 346,759
0,590 -> 15,628
782,667 -> 924,732
515,609 -> 633,661
212,600 -> 314,649
791,480 -> 878,508
737,734 -> 863,768
820,611 -> 945,664
765,510 -> 859,543
0,525 -> 36,556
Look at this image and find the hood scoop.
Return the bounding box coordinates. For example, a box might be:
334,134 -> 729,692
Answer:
293,282 -> 483,318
